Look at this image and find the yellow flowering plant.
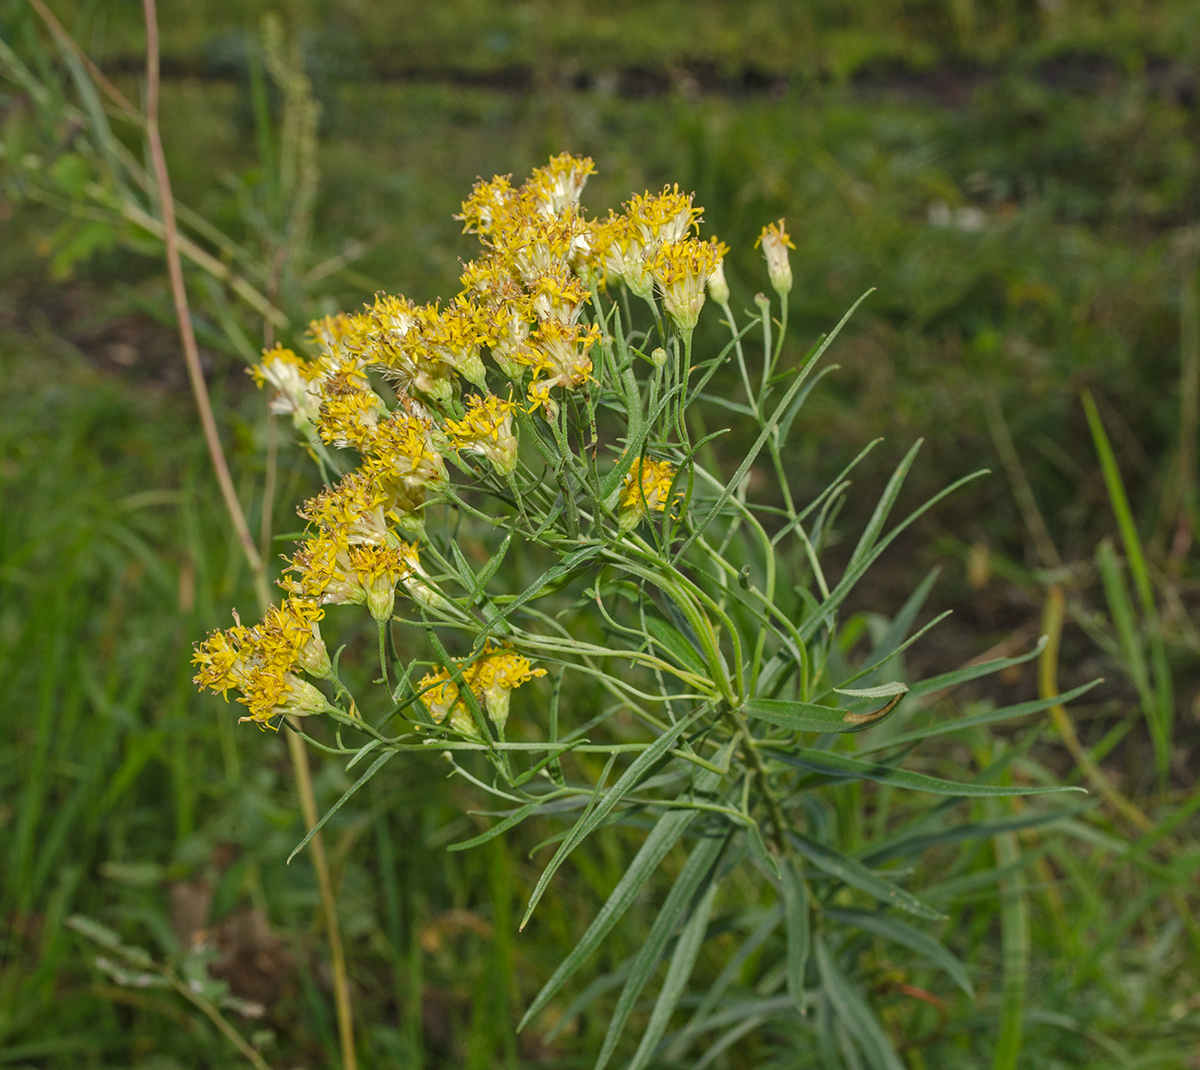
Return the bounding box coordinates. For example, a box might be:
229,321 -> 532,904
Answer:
195,155 -> 1085,1066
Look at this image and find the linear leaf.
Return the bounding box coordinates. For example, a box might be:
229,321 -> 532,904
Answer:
594,828 -> 732,1070
743,695 -> 903,734
847,440 -> 923,574
780,855 -> 811,1011
903,637 -> 1048,702
863,805 -> 1087,867
287,750 -> 395,864
815,934 -> 906,1070
666,905 -> 784,1059
626,872 -> 721,1070
797,468 -> 989,643
470,530 -> 515,603
675,291 -> 873,563
770,746 -> 1083,798
857,679 -> 1102,754
833,682 -> 908,699
519,707 -> 708,930
446,799 -> 542,853
519,742 -> 731,1030
645,614 -> 709,677
824,907 -> 973,996
787,831 -> 944,920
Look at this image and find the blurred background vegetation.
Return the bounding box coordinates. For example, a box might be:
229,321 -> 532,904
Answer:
1,0 -> 1198,1066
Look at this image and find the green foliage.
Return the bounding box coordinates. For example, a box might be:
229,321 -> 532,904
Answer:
1,2 -> 1198,1067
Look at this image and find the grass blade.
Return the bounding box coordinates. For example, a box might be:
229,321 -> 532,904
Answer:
625,870 -> 721,1070
519,706 -> 708,930
780,855 -> 811,1012
770,746 -> 1084,798
286,750 -> 395,864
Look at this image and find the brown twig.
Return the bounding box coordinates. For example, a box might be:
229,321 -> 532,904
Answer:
139,3 -> 357,1066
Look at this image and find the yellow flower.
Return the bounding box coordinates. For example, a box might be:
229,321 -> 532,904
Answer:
299,472 -> 392,547
755,219 -> 795,296
619,457 -> 677,532
416,666 -> 478,738
650,238 -> 728,332
249,345 -> 322,430
417,645 -> 545,735
361,412 -> 447,533
468,646 -> 547,730
526,152 -> 596,217
192,606 -> 330,727
316,374 -> 388,452
444,393 -> 520,475
526,319 -> 597,391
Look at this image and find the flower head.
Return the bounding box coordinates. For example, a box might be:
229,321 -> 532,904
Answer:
756,219 -> 795,296
619,456 -> 678,532
650,238 -> 727,333
444,393 -> 520,475
192,603 -> 331,727
250,346 -> 323,431
468,646 -> 547,730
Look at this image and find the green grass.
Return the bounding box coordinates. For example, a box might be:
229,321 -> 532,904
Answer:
2,1 -> 1199,1066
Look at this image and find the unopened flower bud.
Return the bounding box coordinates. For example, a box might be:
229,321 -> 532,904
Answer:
651,347 -> 667,369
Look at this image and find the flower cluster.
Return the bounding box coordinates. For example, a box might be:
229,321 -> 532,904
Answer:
196,155 -> 725,731
192,599 -> 331,725
417,646 -> 547,737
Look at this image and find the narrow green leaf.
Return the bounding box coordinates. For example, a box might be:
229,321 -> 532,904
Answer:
815,934 -> 906,1070
644,614 -> 709,677
483,544 -> 602,637
824,908 -> 973,996
770,746 -> 1084,798
787,831 -> 945,920
1082,389 -> 1174,780
863,804 -> 1088,867
743,695 -> 903,734
847,440 -> 923,574
594,828 -> 732,1070
287,750 -> 395,864
666,906 -> 784,1059
676,290 -> 873,563
1096,539 -> 1153,713
857,679 -> 1102,754
470,530 -> 515,602
901,635 -> 1048,701
797,469 -> 989,643
780,855 -> 811,1011
626,872 -> 721,1070
833,682 -> 908,699
993,826 -> 1030,1070
518,741 -> 731,1031
519,707 -> 708,930
447,800 -> 542,852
